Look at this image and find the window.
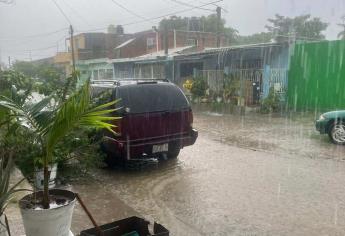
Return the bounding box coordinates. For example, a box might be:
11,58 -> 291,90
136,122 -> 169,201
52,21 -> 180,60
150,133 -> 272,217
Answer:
147,37 -> 156,49
117,84 -> 189,113
106,69 -> 113,79
92,70 -> 98,80
99,69 -> 106,80
187,38 -> 198,46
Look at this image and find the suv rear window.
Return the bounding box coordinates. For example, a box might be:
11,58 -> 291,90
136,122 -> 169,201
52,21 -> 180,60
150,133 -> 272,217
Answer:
117,83 -> 189,113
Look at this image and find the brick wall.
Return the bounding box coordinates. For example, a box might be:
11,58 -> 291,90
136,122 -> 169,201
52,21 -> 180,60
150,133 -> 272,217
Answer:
114,30 -> 228,58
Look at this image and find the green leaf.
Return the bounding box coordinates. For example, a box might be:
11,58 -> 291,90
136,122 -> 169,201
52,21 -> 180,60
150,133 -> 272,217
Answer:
46,81 -> 120,156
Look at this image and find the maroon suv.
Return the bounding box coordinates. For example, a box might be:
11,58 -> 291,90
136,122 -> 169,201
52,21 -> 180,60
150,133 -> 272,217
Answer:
92,80 -> 198,165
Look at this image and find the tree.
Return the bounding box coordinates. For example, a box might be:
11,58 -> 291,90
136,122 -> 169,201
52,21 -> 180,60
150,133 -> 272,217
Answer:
0,70 -> 34,98
12,61 -> 38,78
265,14 -> 328,42
11,61 -> 65,96
337,15 -> 345,39
236,32 -> 274,45
159,14 -> 238,44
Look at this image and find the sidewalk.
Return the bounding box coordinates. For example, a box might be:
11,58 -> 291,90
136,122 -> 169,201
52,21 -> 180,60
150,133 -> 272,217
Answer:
5,168 -> 138,236
70,180 -> 138,234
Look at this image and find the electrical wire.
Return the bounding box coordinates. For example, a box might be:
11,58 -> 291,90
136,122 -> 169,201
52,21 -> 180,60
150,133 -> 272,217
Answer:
170,0 -> 214,12
199,0 -> 228,12
77,0 -> 223,33
110,0 -> 148,21
51,0 -> 72,25
123,0 -> 222,26
3,34 -> 67,53
0,27 -> 68,41
60,0 -> 91,28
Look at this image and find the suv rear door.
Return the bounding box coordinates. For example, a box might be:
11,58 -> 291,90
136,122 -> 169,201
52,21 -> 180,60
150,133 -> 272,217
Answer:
116,82 -> 191,142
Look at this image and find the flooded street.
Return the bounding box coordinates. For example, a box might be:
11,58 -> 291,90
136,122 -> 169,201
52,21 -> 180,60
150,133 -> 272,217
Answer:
72,111 -> 345,235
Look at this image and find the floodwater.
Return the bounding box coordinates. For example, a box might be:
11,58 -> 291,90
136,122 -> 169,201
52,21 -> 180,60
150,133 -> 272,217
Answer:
71,111 -> 345,236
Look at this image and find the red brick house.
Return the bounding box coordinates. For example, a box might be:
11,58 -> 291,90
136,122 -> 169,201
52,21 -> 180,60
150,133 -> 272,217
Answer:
112,29 -> 228,59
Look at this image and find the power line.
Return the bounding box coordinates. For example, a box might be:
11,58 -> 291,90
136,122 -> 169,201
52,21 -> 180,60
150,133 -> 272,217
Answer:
3,34 -> 67,53
170,0 -> 214,12
122,0 -> 222,26
51,0 -> 72,25
78,0 -> 223,33
60,0 -> 91,27
199,0 -> 228,13
0,27 -> 68,41
110,0 -> 148,21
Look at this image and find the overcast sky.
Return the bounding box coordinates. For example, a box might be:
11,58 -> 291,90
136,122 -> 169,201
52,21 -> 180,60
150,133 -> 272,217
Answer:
1,0 -> 345,63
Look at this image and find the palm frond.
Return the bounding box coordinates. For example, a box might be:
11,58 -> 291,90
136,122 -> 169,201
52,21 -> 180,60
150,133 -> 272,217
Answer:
46,81 -> 120,155
89,99 -> 120,111
0,157 -> 29,214
28,95 -> 53,115
0,95 -> 52,137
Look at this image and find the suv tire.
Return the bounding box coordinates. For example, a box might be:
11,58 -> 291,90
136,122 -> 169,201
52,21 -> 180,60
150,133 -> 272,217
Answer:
168,142 -> 181,159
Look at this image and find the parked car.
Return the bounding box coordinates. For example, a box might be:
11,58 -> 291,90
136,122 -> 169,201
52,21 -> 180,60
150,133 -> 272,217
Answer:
91,79 -> 198,165
315,110 -> 345,145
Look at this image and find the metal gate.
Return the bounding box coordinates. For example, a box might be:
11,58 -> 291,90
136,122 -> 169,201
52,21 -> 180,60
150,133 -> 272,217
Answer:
197,68 -> 287,105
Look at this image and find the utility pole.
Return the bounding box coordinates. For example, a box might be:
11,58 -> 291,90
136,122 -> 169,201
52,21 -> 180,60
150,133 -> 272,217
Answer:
0,48 -> 2,71
164,23 -> 169,56
163,22 -> 170,80
8,56 -> 11,68
216,6 -> 221,48
69,25 -> 76,74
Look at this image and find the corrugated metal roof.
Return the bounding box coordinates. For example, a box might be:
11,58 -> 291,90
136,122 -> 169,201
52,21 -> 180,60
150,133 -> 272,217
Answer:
204,42 -> 283,52
109,46 -> 193,64
115,38 -> 136,49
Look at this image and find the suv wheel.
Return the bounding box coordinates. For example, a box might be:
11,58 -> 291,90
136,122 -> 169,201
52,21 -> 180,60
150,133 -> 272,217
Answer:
328,122 -> 345,145
168,142 -> 181,159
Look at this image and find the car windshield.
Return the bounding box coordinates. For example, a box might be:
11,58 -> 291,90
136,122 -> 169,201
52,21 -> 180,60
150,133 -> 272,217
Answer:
117,83 -> 189,113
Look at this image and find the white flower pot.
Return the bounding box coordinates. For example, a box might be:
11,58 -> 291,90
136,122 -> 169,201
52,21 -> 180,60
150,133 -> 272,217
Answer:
19,189 -> 76,236
35,163 -> 58,189
0,215 -> 8,236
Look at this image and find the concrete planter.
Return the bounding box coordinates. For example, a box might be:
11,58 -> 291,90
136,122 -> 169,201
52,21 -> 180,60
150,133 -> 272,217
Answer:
34,163 -> 58,189
19,189 -> 76,236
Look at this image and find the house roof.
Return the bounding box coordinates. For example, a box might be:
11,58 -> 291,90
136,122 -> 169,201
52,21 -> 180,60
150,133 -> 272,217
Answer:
204,42 -> 284,52
76,58 -> 109,65
115,38 -> 136,49
109,46 -> 194,64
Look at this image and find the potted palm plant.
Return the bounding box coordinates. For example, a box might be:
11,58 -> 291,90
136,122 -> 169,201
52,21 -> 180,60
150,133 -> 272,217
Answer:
0,80 -> 120,236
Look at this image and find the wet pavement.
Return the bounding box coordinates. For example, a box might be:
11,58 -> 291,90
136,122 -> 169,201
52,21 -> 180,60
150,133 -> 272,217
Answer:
71,111 -> 345,236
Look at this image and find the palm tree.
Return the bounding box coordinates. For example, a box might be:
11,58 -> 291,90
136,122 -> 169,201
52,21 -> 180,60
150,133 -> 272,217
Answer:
0,80 -> 120,208
338,15 -> 345,39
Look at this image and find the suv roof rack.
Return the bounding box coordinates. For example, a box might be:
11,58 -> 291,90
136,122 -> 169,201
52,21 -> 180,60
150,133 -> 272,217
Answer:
90,78 -> 170,86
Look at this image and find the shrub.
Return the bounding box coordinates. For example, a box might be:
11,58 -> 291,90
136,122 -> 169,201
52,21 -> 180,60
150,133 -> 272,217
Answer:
223,74 -> 240,103
260,87 -> 280,113
190,77 -> 208,98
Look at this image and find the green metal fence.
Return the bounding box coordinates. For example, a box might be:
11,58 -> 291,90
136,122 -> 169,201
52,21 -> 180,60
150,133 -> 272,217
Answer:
288,40 -> 345,111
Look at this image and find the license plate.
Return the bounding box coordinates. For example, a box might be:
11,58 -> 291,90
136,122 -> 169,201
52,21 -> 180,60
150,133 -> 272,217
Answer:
152,143 -> 169,153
